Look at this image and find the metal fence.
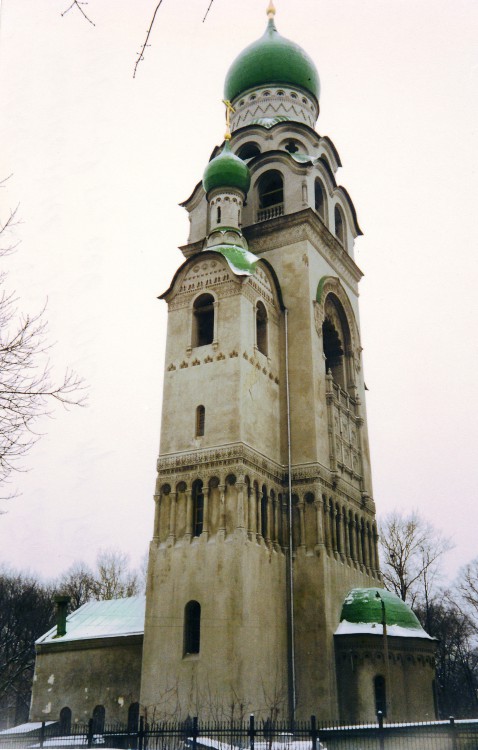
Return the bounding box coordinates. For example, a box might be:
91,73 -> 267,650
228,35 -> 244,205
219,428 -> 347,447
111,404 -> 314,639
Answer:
1,715 -> 478,750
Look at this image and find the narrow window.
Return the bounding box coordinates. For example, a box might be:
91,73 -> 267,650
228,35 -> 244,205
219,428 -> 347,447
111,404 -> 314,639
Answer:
92,705 -> 105,733
261,485 -> 268,538
315,179 -> 325,220
59,707 -> 72,735
127,703 -> 140,733
258,171 -> 283,209
196,405 -> 205,437
334,205 -> 346,246
193,293 -> 214,347
256,301 -> 268,356
184,600 -> 201,655
374,675 -> 387,716
322,317 -> 345,387
192,479 -> 204,537
217,206 -> 221,224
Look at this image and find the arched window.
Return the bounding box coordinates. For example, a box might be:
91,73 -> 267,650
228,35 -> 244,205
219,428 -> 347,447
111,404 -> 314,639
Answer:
322,295 -> 352,391
193,293 -> 215,347
192,479 -> 204,537
258,171 -> 283,209
261,485 -> 268,539
334,205 -> 346,247
196,405 -> 205,437
92,705 -> 105,733
184,600 -> 201,655
315,179 -> 326,220
237,142 -> 260,160
256,301 -> 268,356
59,707 -> 72,735
127,702 -> 140,733
374,675 -> 387,716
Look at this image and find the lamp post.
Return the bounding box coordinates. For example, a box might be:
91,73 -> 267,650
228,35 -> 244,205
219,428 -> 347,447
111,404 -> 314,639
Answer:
375,591 -> 392,719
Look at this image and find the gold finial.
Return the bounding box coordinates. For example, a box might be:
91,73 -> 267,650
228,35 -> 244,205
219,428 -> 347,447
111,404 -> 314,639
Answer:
266,1 -> 276,19
223,99 -> 235,140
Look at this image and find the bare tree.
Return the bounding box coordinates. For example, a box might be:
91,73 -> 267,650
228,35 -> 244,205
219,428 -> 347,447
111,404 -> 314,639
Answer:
379,510 -> 452,607
56,561 -> 97,610
0,196 -> 85,499
457,558 -> 478,625
91,548 -> 139,600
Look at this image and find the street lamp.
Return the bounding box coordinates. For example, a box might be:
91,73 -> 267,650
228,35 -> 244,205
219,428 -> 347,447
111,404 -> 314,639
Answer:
375,591 -> 392,718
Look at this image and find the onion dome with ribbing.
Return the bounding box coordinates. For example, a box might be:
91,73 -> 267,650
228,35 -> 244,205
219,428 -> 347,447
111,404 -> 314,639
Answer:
202,141 -> 251,196
224,12 -> 320,104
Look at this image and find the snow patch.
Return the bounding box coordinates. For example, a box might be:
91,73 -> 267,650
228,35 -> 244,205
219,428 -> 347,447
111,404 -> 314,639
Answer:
335,620 -> 434,639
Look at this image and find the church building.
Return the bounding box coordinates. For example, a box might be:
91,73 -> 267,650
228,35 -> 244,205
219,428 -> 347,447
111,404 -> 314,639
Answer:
29,3 -> 437,728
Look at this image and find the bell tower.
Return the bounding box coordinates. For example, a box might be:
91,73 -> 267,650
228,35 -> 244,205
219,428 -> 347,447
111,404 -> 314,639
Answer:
141,4 -> 381,721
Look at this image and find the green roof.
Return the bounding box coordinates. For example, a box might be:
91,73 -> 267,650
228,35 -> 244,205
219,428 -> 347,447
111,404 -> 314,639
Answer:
210,244 -> 259,276
203,141 -> 250,195
340,588 -> 424,631
224,18 -> 320,103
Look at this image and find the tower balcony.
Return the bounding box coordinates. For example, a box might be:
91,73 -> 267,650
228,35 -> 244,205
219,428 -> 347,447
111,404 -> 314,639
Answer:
257,203 -> 284,222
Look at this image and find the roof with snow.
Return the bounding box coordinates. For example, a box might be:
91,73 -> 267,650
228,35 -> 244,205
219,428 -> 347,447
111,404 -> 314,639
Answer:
36,595 -> 145,646
335,588 -> 434,640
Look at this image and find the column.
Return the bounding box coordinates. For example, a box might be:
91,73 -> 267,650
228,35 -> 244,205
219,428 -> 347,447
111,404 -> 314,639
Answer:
185,488 -> 193,542
168,491 -> 177,544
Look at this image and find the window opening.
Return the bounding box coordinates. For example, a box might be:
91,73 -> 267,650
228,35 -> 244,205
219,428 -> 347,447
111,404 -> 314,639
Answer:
374,675 -> 387,716
322,317 -> 345,388
59,707 -> 72,735
196,405 -> 205,437
92,706 -> 105,734
256,301 -> 268,356
258,171 -> 283,209
334,205 -> 345,245
237,142 -> 260,160
217,206 -> 221,224
184,600 -> 201,655
193,293 -> 214,347
285,141 -> 299,154
127,703 -> 140,733
261,485 -> 268,538
315,179 -> 325,220
192,479 -> 204,537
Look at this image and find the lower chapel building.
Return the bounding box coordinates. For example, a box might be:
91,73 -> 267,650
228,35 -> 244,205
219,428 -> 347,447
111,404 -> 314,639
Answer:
30,5 -> 437,727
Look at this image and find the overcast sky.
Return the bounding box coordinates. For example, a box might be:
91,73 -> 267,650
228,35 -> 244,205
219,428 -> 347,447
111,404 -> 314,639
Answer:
0,0 -> 477,584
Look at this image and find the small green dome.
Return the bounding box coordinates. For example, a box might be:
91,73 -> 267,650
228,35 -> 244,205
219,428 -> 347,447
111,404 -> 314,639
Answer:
224,18 -> 320,103
202,141 -> 251,196
340,588 -> 424,631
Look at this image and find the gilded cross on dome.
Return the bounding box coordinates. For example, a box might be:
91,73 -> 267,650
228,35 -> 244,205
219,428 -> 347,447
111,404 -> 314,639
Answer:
267,1 -> 276,19
222,99 -> 235,140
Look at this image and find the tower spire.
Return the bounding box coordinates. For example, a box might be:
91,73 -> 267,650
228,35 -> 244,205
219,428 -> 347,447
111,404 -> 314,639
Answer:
222,99 -> 235,141
266,1 -> 276,19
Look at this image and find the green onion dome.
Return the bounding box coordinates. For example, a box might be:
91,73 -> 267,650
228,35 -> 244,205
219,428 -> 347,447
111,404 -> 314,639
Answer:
340,588 -> 424,632
224,17 -> 320,103
202,141 -> 251,196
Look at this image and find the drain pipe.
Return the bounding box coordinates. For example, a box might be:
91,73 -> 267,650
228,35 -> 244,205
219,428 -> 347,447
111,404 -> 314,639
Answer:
284,307 -> 296,722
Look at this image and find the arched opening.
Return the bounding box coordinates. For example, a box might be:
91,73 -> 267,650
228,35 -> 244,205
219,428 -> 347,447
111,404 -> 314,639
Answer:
192,479 -> 204,537
59,707 -> 72,735
257,170 -> 284,220
217,206 -> 221,224
92,705 -> 105,734
256,301 -> 268,356
127,703 -> 140,733
193,293 -> 215,347
315,179 -> 326,220
237,142 -> 260,160
334,205 -> 346,247
195,405 -> 205,437
184,600 -> 201,655
261,485 -> 268,539
322,295 -> 352,391
374,675 -> 387,716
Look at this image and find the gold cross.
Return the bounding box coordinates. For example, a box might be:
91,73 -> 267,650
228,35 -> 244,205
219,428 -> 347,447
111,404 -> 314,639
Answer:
222,99 -> 235,140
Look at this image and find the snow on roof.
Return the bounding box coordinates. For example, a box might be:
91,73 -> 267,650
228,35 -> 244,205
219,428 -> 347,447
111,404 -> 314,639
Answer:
0,722 -> 56,735
36,595 -> 145,645
334,619 -> 435,640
